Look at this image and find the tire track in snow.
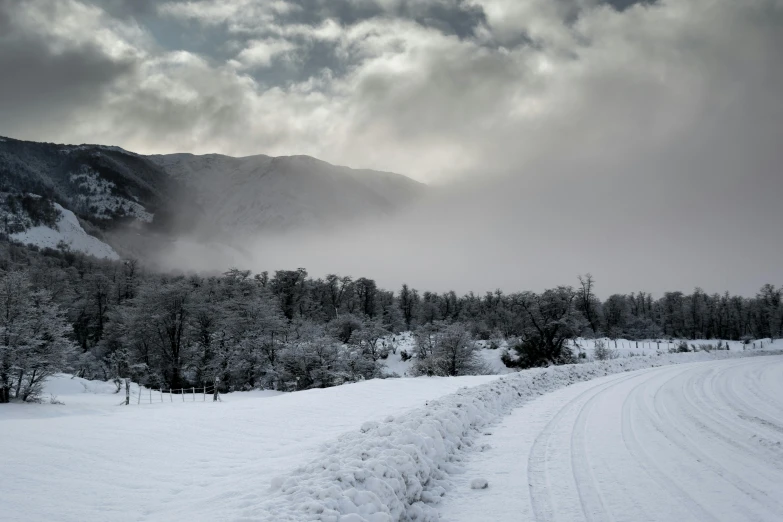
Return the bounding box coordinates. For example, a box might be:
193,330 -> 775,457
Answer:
528,371 -> 645,522
570,390 -> 612,522
678,364 -> 783,471
650,368 -> 783,520
620,372 -> 723,522
435,355 -> 783,522
440,355 -> 783,522
527,381 -> 598,522
711,360 -> 783,440
745,363 -> 783,417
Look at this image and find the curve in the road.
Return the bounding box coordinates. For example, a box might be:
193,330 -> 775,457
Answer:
439,356 -> 783,522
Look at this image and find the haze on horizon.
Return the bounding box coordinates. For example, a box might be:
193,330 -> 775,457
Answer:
1,0 -> 781,297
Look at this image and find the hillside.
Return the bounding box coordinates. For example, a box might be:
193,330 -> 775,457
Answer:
0,136 -> 194,235
9,202 -> 119,260
148,152 -> 425,235
0,136 -> 426,259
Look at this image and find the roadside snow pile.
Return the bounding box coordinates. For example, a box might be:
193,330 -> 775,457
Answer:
259,348 -> 783,521
10,203 -> 119,260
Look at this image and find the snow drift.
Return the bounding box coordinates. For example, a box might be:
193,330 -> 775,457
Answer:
259,349 -> 783,521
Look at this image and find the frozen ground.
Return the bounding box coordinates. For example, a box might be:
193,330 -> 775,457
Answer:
568,337 -> 775,358
1,347 -> 781,521
439,355 -> 783,522
381,333 -> 778,378
0,373 -> 498,522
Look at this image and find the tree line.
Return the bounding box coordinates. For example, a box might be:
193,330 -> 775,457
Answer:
1,242 -> 780,402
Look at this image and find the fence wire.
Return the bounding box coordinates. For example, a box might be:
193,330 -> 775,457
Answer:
124,384 -> 221,405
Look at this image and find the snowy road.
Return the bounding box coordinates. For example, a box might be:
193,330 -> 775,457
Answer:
439,356 -> 783,522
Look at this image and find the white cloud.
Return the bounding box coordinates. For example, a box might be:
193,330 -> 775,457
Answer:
10,0 -> 150,60
235,38 -> 298,68
2,0 -> 781,186
158,0 -> 300,32
1,0 -> 781,293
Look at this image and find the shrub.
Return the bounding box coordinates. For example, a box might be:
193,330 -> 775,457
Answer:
411,324 -> 487,376
593,339 -> 619,361
504,336 -> 576,369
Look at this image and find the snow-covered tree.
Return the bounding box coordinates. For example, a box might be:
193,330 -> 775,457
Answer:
0,271 -> 75,402
412,323 -> 486,377
503,287 -> 584,368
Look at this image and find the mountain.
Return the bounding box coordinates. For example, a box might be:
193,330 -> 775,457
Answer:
0,135 -> 425,259
148,152 -> 424,235
0,136 -> 192,234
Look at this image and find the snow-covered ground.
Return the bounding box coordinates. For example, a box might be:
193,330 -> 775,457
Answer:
439,355 -> 783,522
10,202 -> 119,260
0,373 -> 499,521
381,333 -> 777,378
1,348 -> 781,521
568,336 -> 774,358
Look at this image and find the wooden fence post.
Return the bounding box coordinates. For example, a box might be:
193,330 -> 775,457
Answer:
213,377 -> 220,402
125,378 -> 130,406
192,387 -> 195,401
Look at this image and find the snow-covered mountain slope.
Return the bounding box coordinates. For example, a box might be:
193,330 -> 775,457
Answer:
10,203 -> 119,260
1,136 -> 426,253
148,152 -> 425,235
0,136 -> 174,232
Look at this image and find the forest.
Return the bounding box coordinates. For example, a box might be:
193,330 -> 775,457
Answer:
1,240 -> 781,402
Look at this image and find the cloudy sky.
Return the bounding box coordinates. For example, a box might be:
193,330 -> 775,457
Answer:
1,0 -> 781,294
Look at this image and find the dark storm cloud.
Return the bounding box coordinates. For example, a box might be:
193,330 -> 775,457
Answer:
0,2 -> 9,30
90,0 -> 159,18
0,0 -> 781,295
0,1 -> 136,135
267,0 -> 486,39
603,0 -> 658,12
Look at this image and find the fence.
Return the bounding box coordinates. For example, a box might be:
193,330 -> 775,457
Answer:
123,378 -> 221,405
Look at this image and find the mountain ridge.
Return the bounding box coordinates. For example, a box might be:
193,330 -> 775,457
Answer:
0,135 -> 426,260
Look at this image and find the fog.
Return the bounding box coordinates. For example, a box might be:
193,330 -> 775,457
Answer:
3,0 -> 782,296
153,127 -> 782,297
148,0 -> 782,297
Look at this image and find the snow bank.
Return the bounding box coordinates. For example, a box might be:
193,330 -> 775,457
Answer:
0,374 -> 502,521
10,203 -> 119,260
259,348 -> 783,521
